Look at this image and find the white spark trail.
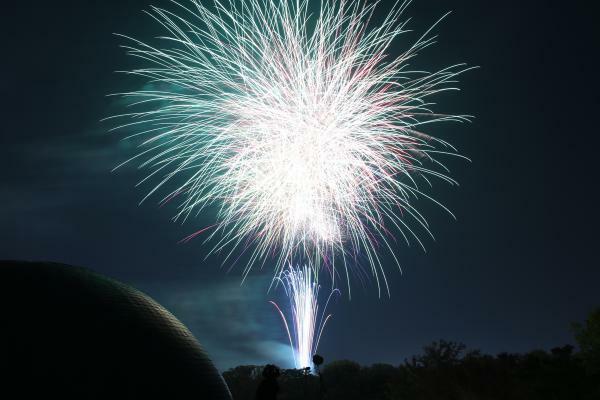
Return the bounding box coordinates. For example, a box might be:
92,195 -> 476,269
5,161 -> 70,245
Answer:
270,265 -> 338,369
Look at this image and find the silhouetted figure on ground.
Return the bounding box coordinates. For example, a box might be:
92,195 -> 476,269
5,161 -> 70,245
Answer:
255,364 -> 280,400
313,354 -> 326,399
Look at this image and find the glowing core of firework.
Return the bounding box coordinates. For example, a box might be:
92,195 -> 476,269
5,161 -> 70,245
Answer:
271,265 -> 338,369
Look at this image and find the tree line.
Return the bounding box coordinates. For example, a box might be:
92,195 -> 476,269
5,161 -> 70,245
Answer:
223,308 -> 600,400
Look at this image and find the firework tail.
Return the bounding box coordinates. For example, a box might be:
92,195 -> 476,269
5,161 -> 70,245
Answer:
270,265 -> 339,369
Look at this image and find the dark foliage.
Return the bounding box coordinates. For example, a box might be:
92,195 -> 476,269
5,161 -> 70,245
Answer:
223,310 -> 600,400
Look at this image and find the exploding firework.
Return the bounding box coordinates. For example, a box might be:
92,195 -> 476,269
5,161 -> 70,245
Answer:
110,0 -> 471,292
270,265 -> 338,369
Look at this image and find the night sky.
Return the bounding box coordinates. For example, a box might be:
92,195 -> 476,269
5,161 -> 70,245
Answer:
2,0 -> 599,371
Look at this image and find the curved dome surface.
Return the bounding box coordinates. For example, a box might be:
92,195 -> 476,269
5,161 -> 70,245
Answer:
0,260 -> 231,399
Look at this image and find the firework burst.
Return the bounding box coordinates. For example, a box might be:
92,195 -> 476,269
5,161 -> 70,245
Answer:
110,0 -> 471,292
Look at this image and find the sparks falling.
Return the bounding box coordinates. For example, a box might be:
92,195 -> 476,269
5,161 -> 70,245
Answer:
111,0 -> 471,293
270,265 -> 338,369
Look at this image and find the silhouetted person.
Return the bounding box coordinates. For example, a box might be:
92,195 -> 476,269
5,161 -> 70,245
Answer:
255,364 -> 280,400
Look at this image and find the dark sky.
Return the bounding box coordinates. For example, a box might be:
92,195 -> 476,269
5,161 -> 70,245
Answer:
2,0 -> 599,370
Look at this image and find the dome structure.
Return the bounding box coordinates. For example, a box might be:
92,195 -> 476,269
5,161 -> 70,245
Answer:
0,260 -> 232,399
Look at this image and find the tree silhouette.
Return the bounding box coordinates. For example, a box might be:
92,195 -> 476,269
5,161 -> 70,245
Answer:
573,308 -> 600,398
573,308 -> 600,375
222,310 -> 600,400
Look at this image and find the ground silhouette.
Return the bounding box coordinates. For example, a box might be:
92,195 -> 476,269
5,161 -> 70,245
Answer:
223,308 -> 600,400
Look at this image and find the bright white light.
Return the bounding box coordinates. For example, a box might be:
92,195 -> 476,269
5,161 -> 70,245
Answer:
271,265 -> 337,369
111,0 -> 471,293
